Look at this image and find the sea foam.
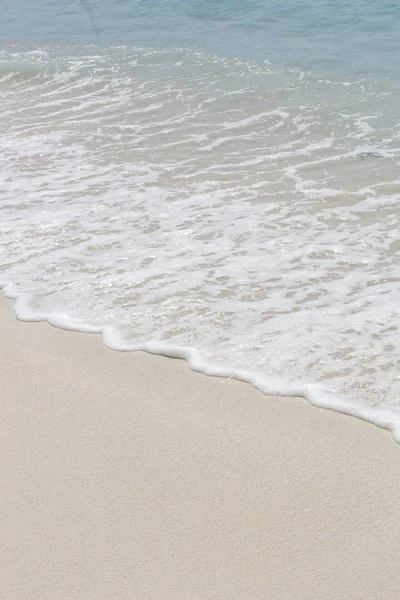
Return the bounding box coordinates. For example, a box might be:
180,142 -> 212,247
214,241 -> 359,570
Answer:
1,47 -> 400,440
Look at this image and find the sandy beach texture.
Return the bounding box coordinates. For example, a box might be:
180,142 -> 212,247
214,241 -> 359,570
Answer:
1,293 -> 400,600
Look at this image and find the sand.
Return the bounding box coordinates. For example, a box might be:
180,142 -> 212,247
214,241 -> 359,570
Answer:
1,294 -> 400,599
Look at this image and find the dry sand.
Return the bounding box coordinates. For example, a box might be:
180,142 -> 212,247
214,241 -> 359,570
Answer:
1,293 -> 400,599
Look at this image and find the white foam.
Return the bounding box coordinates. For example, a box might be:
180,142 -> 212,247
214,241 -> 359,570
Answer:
1,47 -> 400,441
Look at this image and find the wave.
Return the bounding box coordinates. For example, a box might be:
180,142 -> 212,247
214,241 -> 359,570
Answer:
1,46 -> 400,441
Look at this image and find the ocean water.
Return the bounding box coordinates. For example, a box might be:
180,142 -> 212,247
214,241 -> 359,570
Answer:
1,1 -> 400,437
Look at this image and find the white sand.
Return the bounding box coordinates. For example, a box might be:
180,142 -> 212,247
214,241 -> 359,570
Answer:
1,293 -> 400,599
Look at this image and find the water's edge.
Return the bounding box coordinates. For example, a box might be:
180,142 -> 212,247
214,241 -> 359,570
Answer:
2,282 -> 399,443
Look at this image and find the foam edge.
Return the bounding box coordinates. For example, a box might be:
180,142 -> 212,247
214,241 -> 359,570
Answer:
2,282 -> 400,443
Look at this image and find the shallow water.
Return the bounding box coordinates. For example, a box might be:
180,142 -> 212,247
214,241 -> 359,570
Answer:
1,2 -> 400,436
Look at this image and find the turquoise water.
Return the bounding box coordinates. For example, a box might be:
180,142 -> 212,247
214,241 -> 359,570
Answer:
2,0 -> 400,77
1,1 -> 400,438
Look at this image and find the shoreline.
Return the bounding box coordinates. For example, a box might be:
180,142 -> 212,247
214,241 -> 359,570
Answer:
3,286 -> 399,443
2,293 -> 400,598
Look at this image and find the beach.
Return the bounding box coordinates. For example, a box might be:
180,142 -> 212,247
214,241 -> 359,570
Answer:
2,292 -> 400,599
2,1 -> 400,598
